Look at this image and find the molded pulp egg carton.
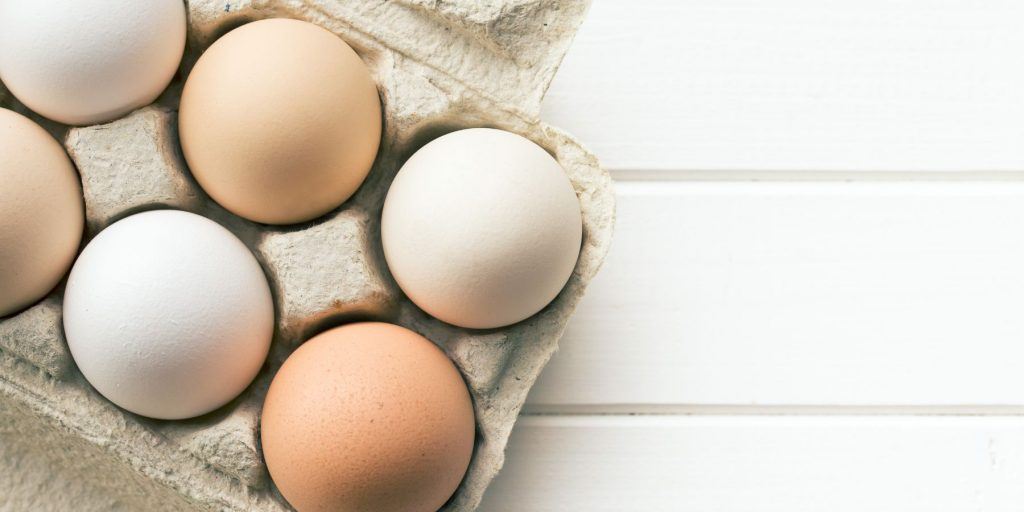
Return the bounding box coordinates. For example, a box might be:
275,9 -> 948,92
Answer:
0,1 -> 614,510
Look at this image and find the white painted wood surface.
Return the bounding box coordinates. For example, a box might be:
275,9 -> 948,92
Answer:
542,0 -> 1024,172
489,0 -> 1024,510
481,416 -> 1024,512
528,181 -> 1024,408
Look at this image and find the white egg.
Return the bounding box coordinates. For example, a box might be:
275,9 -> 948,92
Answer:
63,210 -> 274,420
0,0 -> 186,126
382,128 -> 583,329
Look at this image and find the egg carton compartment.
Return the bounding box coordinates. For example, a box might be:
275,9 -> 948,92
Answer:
0,1 -> 614,511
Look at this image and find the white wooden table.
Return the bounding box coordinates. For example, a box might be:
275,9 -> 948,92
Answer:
481,2 -> 1024,510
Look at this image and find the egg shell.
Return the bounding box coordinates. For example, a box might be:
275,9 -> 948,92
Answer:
0,0 -> 186,126
179,18 -> 382,225
261,322 -> 475,512
63,210 -> 274,420
382,128 -> 583,329
0,109 -> 84,317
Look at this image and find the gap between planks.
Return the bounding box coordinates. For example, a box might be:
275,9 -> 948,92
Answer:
608,169 -> 1024,182
521,404 -> 1024,417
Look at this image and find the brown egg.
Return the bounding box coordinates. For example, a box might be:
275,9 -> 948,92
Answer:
261,323 -> 475,512
179,18 -> 381,225
0,108 -> 83,317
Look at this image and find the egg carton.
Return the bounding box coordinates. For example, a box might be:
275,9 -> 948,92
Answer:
0,1 -> 614,511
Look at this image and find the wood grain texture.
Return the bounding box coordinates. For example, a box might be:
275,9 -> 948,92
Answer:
480,416 -> 1024,512
542,0 -> 1024,172
527,181 -> 1024,407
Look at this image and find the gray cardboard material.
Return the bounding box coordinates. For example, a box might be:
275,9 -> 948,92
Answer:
0,1 -> 613,510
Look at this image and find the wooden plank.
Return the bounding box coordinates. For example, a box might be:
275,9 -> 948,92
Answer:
480,415 -> 1024,512
528,181 -> 1024,407
542,0 -> 1024,172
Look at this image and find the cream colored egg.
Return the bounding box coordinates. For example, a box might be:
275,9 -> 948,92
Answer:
0,109 -> 84,317
179,18 -> 382,225
382,128 -> 583,329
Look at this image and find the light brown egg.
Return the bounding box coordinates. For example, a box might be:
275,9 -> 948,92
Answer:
261,322 -> 475,512
179,18 -> 381,225
0,108 -> 83,317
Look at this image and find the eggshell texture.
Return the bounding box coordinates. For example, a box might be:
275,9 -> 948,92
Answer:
179,18 -> 382,225
382,128 -> 583,329
63,210 -> 274,420
261,322 -> 475,512
0,0 -> 186,126
0,109 -> 84,317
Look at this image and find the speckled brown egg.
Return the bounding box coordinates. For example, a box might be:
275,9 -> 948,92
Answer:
179,18 -> 381,225
261,322 -> 475,512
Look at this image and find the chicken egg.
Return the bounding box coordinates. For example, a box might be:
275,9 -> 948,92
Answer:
261,322 -> 475,512
179,18 -> 382,225
382,128 -> 583,329
63,210 -> 274,420
0,0 -> 186,125
0,109 -> 84,317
